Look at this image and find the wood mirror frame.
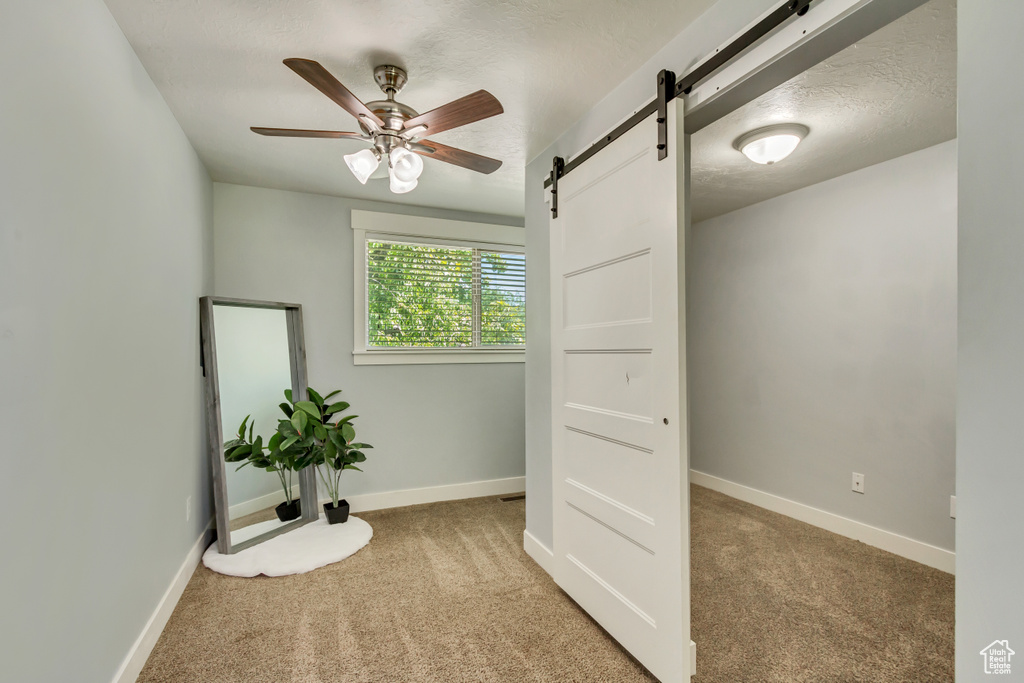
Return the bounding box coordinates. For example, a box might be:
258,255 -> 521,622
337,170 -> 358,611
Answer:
199,296 -> 319,554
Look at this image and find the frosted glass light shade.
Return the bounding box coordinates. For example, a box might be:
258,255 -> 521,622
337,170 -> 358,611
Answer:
734,124 -> 809,165
389,174 -> 417,194
344,148 -> 380,184
389,146 -> 424,183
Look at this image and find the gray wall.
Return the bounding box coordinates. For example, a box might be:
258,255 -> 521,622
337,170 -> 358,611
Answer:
0,1 -> 214,681
956,2 -> 1024,677
524,0 -> 778,549
689,141 -> 957,551
213,183 -> 526,497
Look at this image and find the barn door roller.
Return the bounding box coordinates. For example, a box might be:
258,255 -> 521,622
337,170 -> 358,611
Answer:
550,156 -> 565,219
657,69 -> 676,161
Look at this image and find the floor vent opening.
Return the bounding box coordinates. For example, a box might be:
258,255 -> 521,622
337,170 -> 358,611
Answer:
499,494 -> 526,502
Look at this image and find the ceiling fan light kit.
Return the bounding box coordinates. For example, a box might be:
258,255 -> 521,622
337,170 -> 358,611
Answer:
344,148 -> 381,185
389,174 -> 418,194
389,146 -> 424,183
734,123 -> 810,165
252,61 -> 504,195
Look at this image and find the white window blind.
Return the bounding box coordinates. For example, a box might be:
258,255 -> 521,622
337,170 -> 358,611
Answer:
366,238 -> 526,349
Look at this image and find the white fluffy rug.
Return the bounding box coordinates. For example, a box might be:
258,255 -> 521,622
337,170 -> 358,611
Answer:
203,516 -> 373,577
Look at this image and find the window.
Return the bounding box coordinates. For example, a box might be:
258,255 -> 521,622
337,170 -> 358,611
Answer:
367,240 -> 526,347
352,211 -> 526,365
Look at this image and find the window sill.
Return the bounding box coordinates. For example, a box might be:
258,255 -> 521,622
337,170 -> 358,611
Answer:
352,349 -> 525,366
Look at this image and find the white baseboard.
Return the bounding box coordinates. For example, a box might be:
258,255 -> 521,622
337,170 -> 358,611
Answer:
690,470 -> 955,574
343,476 -> 526,513
111,522 -> 214,683
523,530 -> 555,576
690,640 -> 696,677
236,477 -> 526,519
228,485 -> 300,519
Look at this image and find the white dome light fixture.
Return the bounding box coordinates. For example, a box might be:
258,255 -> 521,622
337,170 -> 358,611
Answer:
734,124 -> 810,165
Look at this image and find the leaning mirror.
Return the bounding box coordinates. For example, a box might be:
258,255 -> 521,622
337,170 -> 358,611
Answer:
200,296 -> 318,554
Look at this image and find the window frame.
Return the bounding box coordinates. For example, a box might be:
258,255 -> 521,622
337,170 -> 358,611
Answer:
352,210 -> 526,366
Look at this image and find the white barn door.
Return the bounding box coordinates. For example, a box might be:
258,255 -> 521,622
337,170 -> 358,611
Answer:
549,98 -> 690,682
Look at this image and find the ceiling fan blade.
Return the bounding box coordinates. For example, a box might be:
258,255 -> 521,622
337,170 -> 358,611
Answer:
403,90 -> 503,137
414,139 -> 502,175
283,58 -> 385,128
251,127 -> 366,140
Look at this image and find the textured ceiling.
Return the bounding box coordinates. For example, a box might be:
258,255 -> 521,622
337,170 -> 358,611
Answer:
690,0 -> 956,223
102,0 -> 717,218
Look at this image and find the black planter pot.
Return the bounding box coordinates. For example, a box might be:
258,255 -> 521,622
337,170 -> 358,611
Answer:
275,499 -> 301,522
323,499 -> 350,524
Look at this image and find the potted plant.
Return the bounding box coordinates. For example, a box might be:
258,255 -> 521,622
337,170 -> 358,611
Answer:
223,415 -> 313,522
275,387 -> 372,524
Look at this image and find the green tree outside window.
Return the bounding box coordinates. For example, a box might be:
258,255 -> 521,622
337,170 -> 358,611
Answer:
367,240 -> 525,348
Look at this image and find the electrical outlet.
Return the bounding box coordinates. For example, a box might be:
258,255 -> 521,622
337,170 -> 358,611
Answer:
852,472 -> 865,494
950,495 -> 956,519
186,496 -> 192,522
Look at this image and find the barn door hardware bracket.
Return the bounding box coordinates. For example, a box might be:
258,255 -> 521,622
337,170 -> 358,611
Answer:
550,156 -> 565,218
657,69 -> 676,160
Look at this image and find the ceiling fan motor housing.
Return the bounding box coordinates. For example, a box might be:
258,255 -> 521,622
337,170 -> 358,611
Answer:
374,65 -> 408,97
366,65 -> 419,145
363,99 -> 418,134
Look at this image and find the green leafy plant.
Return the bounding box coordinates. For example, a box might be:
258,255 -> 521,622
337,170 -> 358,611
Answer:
274,387 -> 372,508
223,415 -> 314,505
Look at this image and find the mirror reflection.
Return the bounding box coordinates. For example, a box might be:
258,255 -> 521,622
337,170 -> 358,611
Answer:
213,305 -> 301,547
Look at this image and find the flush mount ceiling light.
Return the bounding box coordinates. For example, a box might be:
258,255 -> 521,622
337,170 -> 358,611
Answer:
734,124 -> 810,165
252,61 -> 505,195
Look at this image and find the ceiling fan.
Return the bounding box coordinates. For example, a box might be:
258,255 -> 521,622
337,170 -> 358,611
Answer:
252,59 -> 504,194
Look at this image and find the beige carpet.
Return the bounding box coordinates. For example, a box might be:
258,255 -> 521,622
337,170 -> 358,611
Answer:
139,485 -> 953,682
690,486 -> 953,682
